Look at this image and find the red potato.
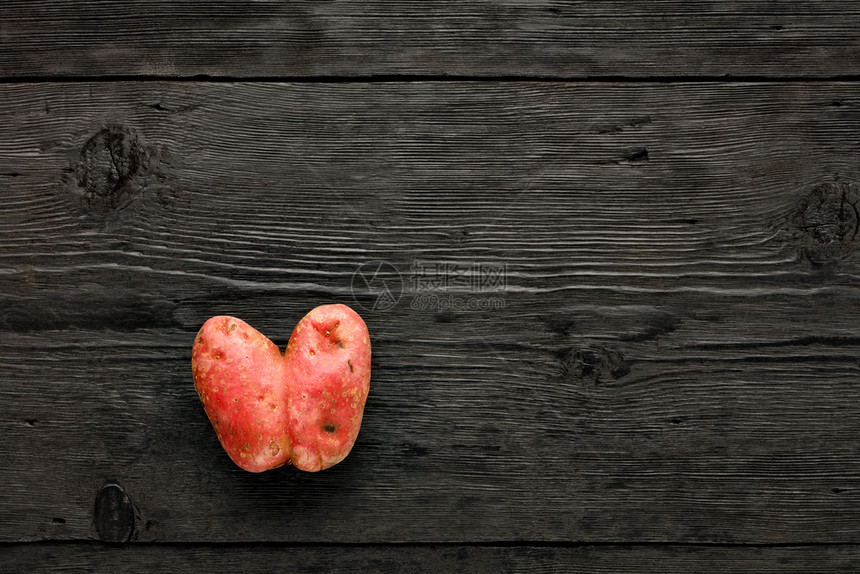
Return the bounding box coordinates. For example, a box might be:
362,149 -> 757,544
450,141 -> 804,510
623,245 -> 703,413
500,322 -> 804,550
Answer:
191,304 -> 371,472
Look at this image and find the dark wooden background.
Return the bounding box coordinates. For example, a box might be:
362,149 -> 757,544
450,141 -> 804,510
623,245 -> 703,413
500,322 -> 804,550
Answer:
2,2 -> 860,572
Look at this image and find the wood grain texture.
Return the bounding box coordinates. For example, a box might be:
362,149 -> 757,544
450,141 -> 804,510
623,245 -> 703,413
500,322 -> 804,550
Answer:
4,543 -> 860,573
1,1 -> 860,78
1,82 -> 859,545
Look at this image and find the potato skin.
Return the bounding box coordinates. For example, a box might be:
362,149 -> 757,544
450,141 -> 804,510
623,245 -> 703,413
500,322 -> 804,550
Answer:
191,316 -> 292,473
285,304 -> 372,472
191,304 -> 371,473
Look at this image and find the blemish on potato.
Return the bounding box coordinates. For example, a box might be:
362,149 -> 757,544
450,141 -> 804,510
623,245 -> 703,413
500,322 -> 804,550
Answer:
227,323 -> 237,332
347,360 -> 354,373
323,423 -> 337,433
268,440 -> 280,456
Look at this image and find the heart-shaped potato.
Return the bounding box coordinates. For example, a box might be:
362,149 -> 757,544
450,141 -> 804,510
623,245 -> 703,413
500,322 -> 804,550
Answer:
191,304 -> 371,472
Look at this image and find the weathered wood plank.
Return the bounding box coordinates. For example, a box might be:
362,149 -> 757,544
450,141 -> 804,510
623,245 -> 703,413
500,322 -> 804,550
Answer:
4,543 -> 860,573
1,83 -> 859,544
1,1 -> 859,78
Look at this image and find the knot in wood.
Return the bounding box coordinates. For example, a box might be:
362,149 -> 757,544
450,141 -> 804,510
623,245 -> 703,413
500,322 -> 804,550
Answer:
93,483 -> 135,542
792,181 -> 859,262
559,346 -> 629,386
75,125 -> 142,211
